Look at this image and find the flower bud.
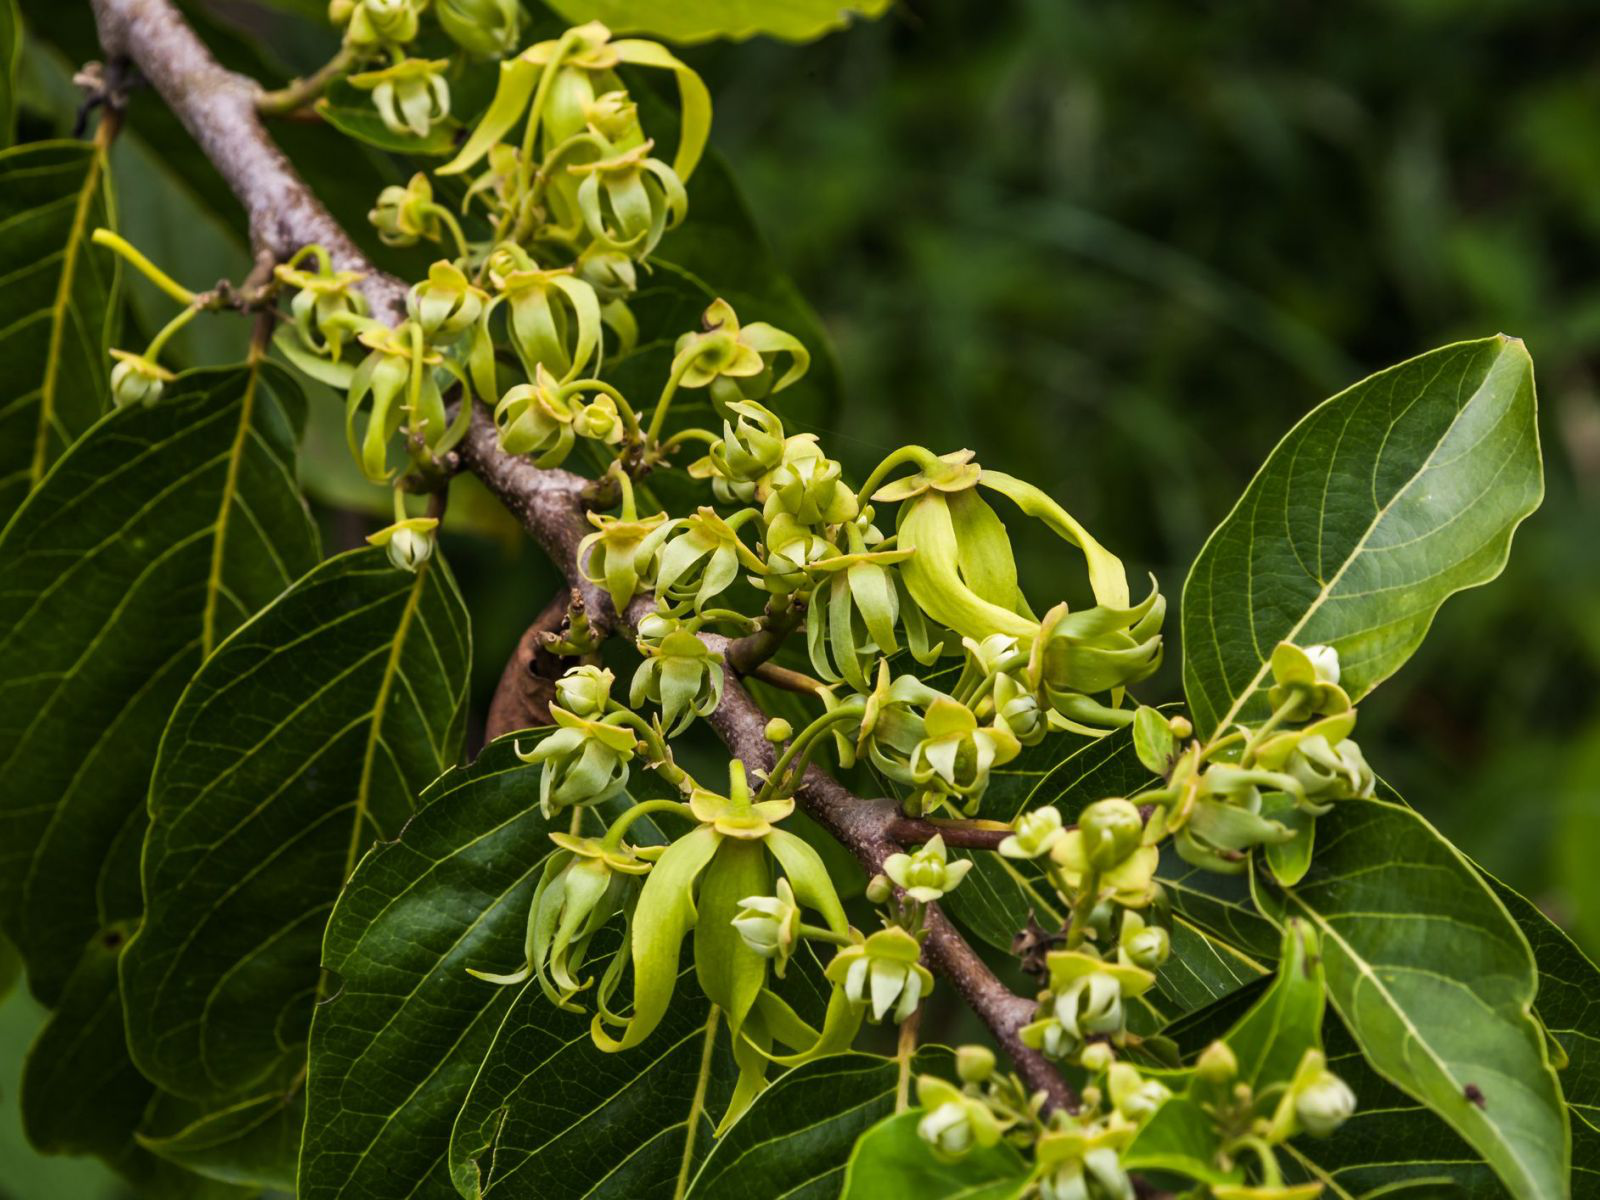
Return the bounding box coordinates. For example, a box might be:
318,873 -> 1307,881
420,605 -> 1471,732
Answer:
109,351 -> 172,408
1196,1040 -> 1238,1084
435,0 -> 520,57
917,1100 -> 975,1157
1295,1068 -> 1357,1138
369,173 -> 440,247
955,1045 -> 995,1084
1108,1062 -> 1170,1122
762,439 -> 858,527
1078,797 -> 1144,871
1168,714 -> 1193,739
865,873 -> 893,905
366,515 -> 438,573
913,1076 -> 1004,1160
882,834 -> 973,902
763,718 -> 793,743
555,665 -> 613,719
573,396 -> 622,444
345,0 -> 420,47
629,627 -> 725,735
1055,971 -> 1125,1039
730,878 -> 801,978
999,805 -> 1065,860
1079,1042 -> 1114,1072
1267,640 -> 1351,721
516,709 -> 636,819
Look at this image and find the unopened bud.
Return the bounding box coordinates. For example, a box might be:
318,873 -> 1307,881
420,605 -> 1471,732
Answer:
764,718 -> 793,743
1196,1040 -> 1238,1084
865,873 -> 893,904
1079,1042 -> 1114,1072
955,1045 -> 995,1084
1077,797 -> 1144,871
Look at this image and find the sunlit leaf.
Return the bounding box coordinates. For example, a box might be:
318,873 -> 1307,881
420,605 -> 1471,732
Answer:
1253,796 -> 1568,1199
541,0 -> 892,45
1182,336 -> 1543,738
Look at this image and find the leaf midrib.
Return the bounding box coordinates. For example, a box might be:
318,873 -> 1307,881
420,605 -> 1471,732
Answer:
31,136 -> 105,487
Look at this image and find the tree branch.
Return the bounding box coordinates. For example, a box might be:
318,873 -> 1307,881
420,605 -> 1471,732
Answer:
88,0 -> 1072,1114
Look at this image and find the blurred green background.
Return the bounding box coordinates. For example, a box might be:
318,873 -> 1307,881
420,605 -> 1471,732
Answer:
6,0 -> 1600,1193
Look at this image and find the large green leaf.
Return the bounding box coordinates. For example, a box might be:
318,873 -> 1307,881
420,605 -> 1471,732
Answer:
0,138 -> 119,519
541,0 -> 892,44
1253,796 -> 1568,1199
298,737 -> 571,1200
120,546 -> 471,1103
1489,879 -> 1600,1190
20,921 -> 148,1158
1181,336 -> 1542,738
446,962 -> 735,1198
686,1050 -> 952,1200
838,1109 -> 1028,1200
0,362 -> 318,1002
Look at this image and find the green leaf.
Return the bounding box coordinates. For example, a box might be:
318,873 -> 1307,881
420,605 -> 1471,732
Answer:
1181,335 -> 1543,738
299,737 -> 569,1199
540,0 -> 892,44
838,1109 -> 1029,1200
139,1087 -> 304,1191
20,922 -> 148,1158
0,139 -> 119,520
447,964 -> 734,1198
686,1049 -> 953,1199
0,362 -> 318,1002
315,79 -> 462,156
300,736 -> 696,1199
120,546 -> 471,1103
1487,878 -> 1600,1191
1254,796 -> 1569,1199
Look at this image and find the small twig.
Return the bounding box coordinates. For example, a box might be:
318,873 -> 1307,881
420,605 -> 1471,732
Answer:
746,661 -> 825,697
256,45 -> 357,117
885,815 -> 1017,851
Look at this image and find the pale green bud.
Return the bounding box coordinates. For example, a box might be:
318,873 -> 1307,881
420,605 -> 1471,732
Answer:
1196,1040 -> 1238,1084
764,718 -> 793,743
1078,797 -> 1144,871
955,1045 -> 995,1084
555,665 -> 613,720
